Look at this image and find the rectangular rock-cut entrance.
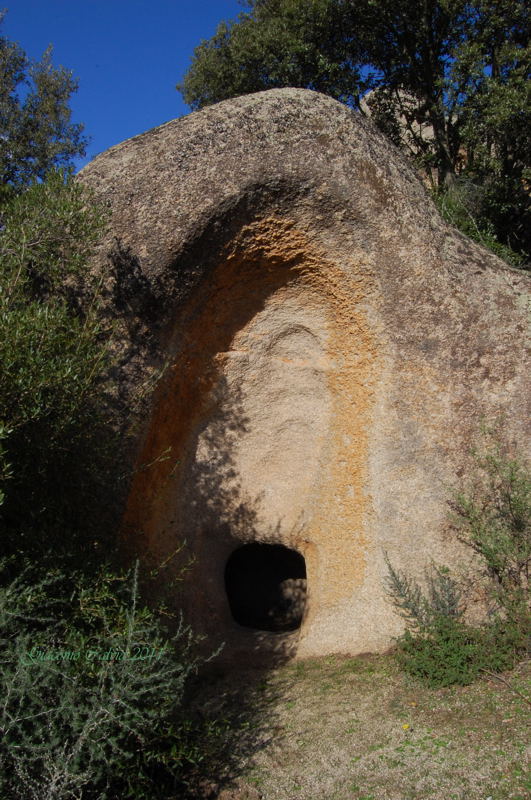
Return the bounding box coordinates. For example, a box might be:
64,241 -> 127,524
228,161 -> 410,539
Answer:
225,543 -> 307,632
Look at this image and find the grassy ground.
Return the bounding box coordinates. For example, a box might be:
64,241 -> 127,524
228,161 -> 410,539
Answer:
192,653 -> 530,800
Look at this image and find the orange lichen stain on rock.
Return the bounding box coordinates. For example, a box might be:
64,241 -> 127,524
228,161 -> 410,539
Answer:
296,253 -> 379,607
122,216 -> 380,607
121,217 -> 307,564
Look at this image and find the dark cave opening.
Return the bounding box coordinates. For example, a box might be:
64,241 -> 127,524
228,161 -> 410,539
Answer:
224,542 -> 307,632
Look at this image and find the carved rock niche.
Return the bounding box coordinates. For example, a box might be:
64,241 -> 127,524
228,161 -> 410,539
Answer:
122,219 -> 374,663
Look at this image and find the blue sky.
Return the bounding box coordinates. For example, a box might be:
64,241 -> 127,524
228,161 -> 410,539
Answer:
4,0 -> 244,168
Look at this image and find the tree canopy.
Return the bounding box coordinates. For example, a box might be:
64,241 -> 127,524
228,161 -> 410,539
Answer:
0,11 -> 86,189
0,16 -> 108,554
180,0 -> 530,263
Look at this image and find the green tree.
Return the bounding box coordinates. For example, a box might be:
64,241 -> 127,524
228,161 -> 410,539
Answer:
0,26 -> 217,797
0,170 -> 111,557
0,17 -> 110,556
180,0 -> 364,109
180,0 -> 530,262
454,0 -> 530,256
0,10 -> 86,189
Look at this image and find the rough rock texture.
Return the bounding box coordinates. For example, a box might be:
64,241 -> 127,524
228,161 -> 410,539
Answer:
80,88 -> 530,663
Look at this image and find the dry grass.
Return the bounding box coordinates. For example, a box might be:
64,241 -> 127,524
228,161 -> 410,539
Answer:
193,653 -> 530,800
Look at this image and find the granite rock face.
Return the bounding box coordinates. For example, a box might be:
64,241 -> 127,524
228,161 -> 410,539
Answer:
80,88 -> 529,662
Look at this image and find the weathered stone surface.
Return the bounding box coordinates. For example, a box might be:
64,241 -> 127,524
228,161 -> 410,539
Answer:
80,88 -> 529,662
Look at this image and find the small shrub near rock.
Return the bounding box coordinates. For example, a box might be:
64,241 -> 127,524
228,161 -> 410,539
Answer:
385,427 -> 530,687
0,559 -> 208,799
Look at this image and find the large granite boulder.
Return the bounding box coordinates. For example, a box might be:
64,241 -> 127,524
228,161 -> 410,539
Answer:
80,88 -> 529,662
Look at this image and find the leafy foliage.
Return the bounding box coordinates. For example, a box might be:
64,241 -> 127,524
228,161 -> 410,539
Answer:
0,559 -> 205,799
454,0 -> 530,258
394,617 -> 519,688
385,428 -> 530,687
451,425 -> 530,638
180,0 -> 530,263
434,179 -> 526,268
385,560 -> 463,634
0,170 -> 114,558
0,11 -> 86,189
385,560 -> 521,687
0,23 -> 218,798
180,0 -> 362,110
